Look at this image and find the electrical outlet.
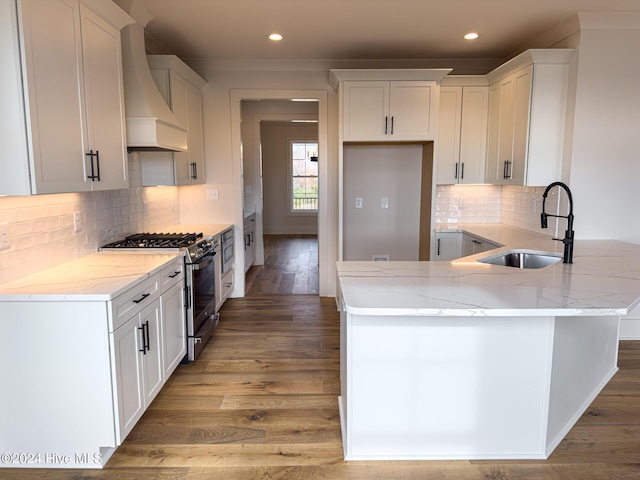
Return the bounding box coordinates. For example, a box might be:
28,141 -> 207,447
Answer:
207,189 -> 219,201
532,199 -> 537,214
381,197 -> 389,209
0,223 -> 10,250
355,197 -> 363,209
73,211 -> 82,233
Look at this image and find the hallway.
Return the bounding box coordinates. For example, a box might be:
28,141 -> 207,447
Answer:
245,235 -> 319,295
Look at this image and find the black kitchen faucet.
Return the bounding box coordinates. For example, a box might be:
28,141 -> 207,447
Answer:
541,181 -> 574,264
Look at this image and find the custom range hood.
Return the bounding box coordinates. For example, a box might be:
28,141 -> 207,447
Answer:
114,0 -> 187,152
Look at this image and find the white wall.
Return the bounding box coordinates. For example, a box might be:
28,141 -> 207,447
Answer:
176,65 -> 337,296
260,122 -> 318,235
343,144 -> 422,261
568,14 -> 640,242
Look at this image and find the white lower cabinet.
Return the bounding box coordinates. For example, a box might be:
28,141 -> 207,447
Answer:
111,299 -> 163,442
462,233 -> 501,257
0,256 -> 185,468
161,280 -> 187,377
435,232 -> 501,260
434,232 -> 462,261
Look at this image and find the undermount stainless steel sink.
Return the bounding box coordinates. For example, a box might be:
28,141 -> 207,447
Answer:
477,250 -> 562,269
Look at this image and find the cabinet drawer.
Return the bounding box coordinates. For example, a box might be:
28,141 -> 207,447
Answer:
160,257 -> 185,289
109,274 -> 160,332
221,268 -> 234,302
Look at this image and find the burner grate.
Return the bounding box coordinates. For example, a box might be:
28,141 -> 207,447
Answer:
102,232 -> 203,249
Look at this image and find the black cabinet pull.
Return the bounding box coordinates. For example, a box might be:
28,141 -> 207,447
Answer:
169,271 -> 181,278
138,324 -> 146,354
437,238 -> 441,256
472,239 -> 482,245
455,162 -> 458,180
95,150 -> 101,181
86,150 -> 101,181
503,160 -> 512,179
390,116 -> 394,135
132,293 -> 150,304
144,320 -> 150,353
384,116 -> 388,135
191,162 -> 197,179
461,162 -> 465,180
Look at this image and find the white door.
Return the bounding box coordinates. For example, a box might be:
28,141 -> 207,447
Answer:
389,81 -> 434,140
111,315 -> 144,443
79,5 -> 128,190
343,81 -> 390,141
140,301 -> 164,406
20,0 -> 88,193
161,281 -> 187,378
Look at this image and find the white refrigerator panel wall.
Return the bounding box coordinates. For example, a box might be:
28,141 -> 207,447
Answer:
343,144 -> 422,261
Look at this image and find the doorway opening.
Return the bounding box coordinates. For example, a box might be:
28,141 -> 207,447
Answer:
239,99 -> 320,295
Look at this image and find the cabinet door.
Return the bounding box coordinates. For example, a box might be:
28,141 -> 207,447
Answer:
79,5 -> 128,191
486,76 -> 516,185
436,87 -> 462,185
434,233 -> 462,261
458,87 -> 488,184
111,314 -> 145,443
170,72 -> 193,185
19,0 -> 89,194
462,234 -> 475,257
343,81 -> 390,141
185,85 -> 205,184
389,81 -> 435,140
485,83 -> 502,183
161,281 -> 187,378
497,77 -> 515,184
140,301 -> 164,407
508,66 -> 533,185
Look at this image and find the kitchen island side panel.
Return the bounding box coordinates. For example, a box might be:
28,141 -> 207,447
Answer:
345,314 -> 553,460
0,302 -> 115,458
545,315 -> 620,454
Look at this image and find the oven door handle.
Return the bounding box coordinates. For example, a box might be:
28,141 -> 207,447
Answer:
192,256 -> 214,270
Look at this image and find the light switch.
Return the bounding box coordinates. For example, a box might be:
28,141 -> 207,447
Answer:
355,197 -> 363,209
381,197 -> 389,209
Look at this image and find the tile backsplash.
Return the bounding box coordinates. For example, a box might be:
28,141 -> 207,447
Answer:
0,154 -> 179,285
435,185 -> 502,225
436,184 -> 564,233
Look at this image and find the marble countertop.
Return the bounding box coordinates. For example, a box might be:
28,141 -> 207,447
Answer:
338,224 -> 640,317
0,252 -> 181,302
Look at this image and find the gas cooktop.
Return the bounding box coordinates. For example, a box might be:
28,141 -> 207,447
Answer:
102,232 -> 203,249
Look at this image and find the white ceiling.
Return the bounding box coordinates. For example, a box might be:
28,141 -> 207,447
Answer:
137,0 -> 640,63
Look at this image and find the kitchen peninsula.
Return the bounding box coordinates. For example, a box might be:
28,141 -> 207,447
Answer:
337,225 -> 640,460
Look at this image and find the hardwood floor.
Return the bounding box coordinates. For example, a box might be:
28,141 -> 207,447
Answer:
245,235 -> 318,295
3,297 -> 640,479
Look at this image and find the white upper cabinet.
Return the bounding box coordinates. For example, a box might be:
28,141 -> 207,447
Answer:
342,81 -> 436,141
142,55 -> 207,186
0,0 -> 132,195
331,69 -> 451,143
484,49 -> 574,186
437,81 -> 488,185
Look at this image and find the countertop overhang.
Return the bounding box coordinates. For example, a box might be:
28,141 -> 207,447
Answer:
337,224 -> 640,317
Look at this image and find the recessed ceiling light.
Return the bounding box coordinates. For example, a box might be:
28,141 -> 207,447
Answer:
268,33 -> 283,41
464,32 -> 479,40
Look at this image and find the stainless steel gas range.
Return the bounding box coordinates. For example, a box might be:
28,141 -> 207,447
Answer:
101,232 -> 219,362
